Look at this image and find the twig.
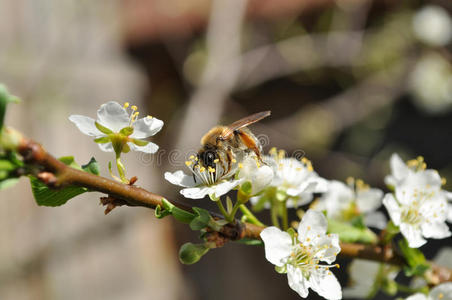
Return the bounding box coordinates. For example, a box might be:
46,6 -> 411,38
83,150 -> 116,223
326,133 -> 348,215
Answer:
13,133 -> 452,284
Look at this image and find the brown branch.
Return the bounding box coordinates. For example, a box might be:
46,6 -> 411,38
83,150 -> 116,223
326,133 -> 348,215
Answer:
13,133 -> 452,284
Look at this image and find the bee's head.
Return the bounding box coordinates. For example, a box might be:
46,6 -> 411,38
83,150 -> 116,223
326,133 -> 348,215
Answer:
199,146 -> 218,169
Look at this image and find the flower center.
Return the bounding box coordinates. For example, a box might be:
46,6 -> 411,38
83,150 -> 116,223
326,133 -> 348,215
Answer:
123,102 -> 140,126
287,241 -> 339,277
185,155 -> 229,186
400,189 -> 435,225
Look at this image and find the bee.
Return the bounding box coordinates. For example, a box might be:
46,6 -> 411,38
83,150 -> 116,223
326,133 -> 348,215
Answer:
191,111 -> 271,183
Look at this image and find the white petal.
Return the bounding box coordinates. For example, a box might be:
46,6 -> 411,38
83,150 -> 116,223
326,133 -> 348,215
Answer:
287,265 -> 310,298
97,101 -> 129,132
430,282 -> 452,300
343,259 -> 381,299
405,293 -> 428,300
383,194 -> 401,225
316,234 -> 341,264
164,171 -> 196,188
212,179 -> 243,198
421,221 -> 451,239
69,115 -> 103,137
130,117 -> 164,139
238,158 -> 274,195
364,211 -> 387,230
400,223 -> 426,248
128,141 -> 159,154
260,227 -> 292,267
97,142 -> 114,152
357,188 -> 383,213
448,203 -> 452,223
309,271 -> 342,300
311,176 -> 328,193
180,186 -> 212,199
389,153 -> 409,182
298,210 -> 328,241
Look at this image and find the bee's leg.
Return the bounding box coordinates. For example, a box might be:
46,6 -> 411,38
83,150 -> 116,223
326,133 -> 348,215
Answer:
236,130 -> 263,162
225,148 -> 234,174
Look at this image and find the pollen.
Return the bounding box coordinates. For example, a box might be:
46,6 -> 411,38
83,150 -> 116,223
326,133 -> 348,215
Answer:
231,158 -> 237,163
214,159 -> 220,163
146,115 -> 153,119
189,155 -> 195,160
123,102 -> 130,108
439,293 -> 444,299
131,105 -> 138,111
185,161 -> 193,166
335,264 -> 340,269
208,166 -> 216,173
238,163 -> 244,169
441,177 -> 447,185
307,226 -> 311,230
199,167 -> 206,173
269,147 -> 277,155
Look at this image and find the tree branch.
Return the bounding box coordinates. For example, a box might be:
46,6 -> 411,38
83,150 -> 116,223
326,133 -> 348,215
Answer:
11,131 -> 452,285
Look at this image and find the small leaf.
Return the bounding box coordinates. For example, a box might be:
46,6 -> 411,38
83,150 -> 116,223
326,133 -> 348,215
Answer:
0,84 -> 20,131
226,196 -> 233,214
155,204 -> 171,219
189,207 -> 211,230
398,238 -> 430,276
119,126 -> 134,136
58,156 -> 81,170
172,207 -> 195,224
236,238 -> 263,246
328,219 -> 377,244
179,243 -> 210,265
95,121 -> 113,134
30,176 -> 87,206
82,157 -> 99,175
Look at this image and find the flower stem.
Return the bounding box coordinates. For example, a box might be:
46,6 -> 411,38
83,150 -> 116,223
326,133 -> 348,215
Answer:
281,201 -> 289,231
239,204 -> 265,227
271,202 -> 280,228
115,155 -> 128,184
216,199 -> 232,222
229,201 -> 242,221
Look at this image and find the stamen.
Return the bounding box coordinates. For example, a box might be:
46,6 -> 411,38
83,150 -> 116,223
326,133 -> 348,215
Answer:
238,163 -> 243,169
189,155 -> 195,159
185,161 -> 193,166
146,115 -> 153,119
231,158 -> 237,163
123,102 -> 130,108
131,105 -> 138,111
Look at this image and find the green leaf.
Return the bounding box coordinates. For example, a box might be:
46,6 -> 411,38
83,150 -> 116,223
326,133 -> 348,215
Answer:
226,196 -> 233,214
350,215 -> 366,229
119,126 -> 134,136
0,84 -> 20,131
29,156 -> 99,207
82,157 -> 99,175
0,159 -> 16,171
398,238 -> 430,276
172,207 -> 195,224
179,243 -> 210,265
95,121 -> 113,134
327,219 -> 377,244
189,207 -> 211,230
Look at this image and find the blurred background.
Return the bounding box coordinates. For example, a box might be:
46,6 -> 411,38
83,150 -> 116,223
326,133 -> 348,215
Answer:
0,0 -> 451,299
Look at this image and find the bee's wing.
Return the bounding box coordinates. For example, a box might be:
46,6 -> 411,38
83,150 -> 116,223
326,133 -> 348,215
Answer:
220,111 -> 271,140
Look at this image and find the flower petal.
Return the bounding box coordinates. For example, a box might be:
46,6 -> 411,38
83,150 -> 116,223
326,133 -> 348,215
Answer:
316,234 -> 341,264
430,282 -> 452,300
287,265 -> 310,298
405,293 -> 428,300
421,221 -> 451,239
309,270 -> 342,300
97,142 -> 114,152
130,116 -> 164,139
164,171 -> 196,188
382,193 -> 401,225
69,115 -> 103,137
357,188 -> 383,213
298,210 -> 328,241
260,226 -> 292,267
128,141 -> 159,154
390,153 -> 409,183
400,223 -> 426,248
364,211 -> 387,230
97,101 -> 129,132
180,186 -> 212,199
213,179 -> 243,198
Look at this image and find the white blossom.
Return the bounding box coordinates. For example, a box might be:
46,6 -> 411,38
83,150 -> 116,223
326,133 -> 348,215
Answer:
413,5 -> 452,47
314,179 -> 386,229
237,154 -> 274,195
69,101 -> 163,154
165,154 -> 242,200
260,210 -> 342,300
251,148 -> 327,209
406,282 -> 452,300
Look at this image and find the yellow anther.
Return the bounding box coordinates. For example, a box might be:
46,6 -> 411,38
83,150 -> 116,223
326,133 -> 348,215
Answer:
328,271 -> 332,275
278,149 -> 285,159
335,264 -> 340,269
208,166 -> 216,173
185,161 -> 193,166
199,167 -> 206,173
306,162 -> 313,172
213,159 -> 220,163
346,177 -> 355,186
441,177 -> 447,185
123,102 -> 130,108
131,105 -> 138,111
307,226 -> 311,230
296,167 -> 302,171
195,156 -> 199,161
146,115 -> 153,119
421,162 -> 427,170
306,238 -> 311,242
231,158 -> 237,163
269,147 -> 277,155
439,293 -> 444,299
189,155 -> 195,159
238,163 -> 244,169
